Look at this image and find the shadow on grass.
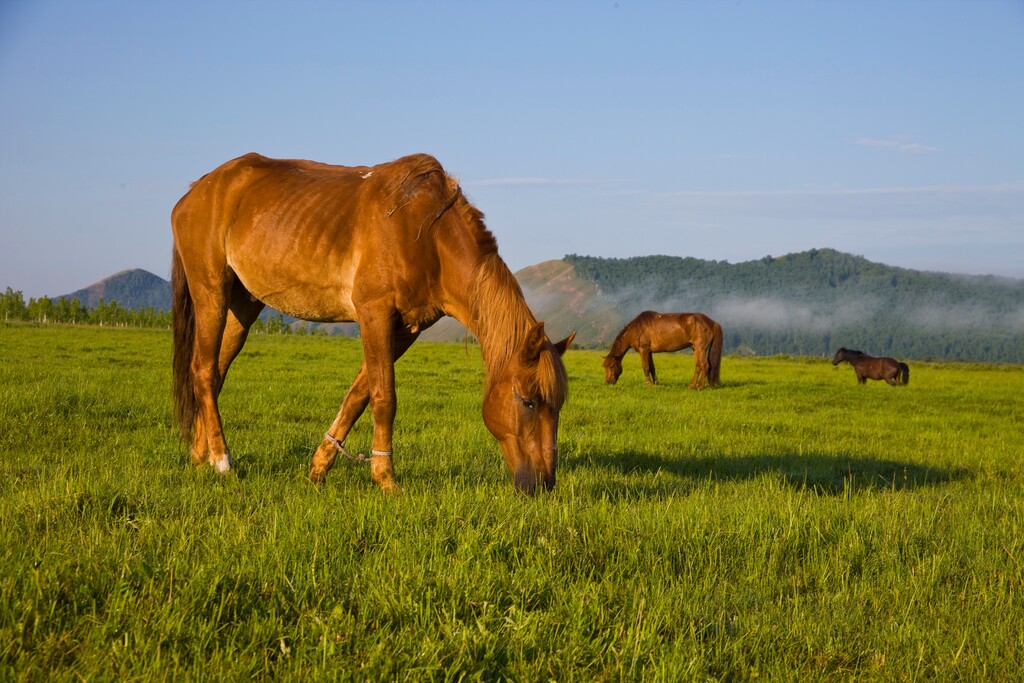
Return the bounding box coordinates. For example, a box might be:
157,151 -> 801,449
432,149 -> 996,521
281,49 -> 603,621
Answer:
227,441 -> 972,500
568,450 -> 972,497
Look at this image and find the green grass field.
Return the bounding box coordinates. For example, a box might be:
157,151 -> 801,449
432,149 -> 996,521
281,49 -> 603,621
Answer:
2,324 -> 1023,680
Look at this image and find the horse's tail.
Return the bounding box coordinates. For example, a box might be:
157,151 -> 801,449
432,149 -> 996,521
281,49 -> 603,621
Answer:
707,321 -> 723,387
898,362 -> 910,385
171,246 -> 197,445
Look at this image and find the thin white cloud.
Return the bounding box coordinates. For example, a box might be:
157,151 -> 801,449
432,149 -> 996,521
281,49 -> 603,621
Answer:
466,177 -> 605,188
856,138 -> 941,153
667,182 -> 1024,200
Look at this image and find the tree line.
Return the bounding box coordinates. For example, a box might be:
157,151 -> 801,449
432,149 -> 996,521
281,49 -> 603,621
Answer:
0,287 -> 300,334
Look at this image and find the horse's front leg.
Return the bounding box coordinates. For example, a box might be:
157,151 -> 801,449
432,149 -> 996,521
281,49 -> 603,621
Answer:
308,367 -> 370,484
363,324 -> 400,493
309,326 -> 421,487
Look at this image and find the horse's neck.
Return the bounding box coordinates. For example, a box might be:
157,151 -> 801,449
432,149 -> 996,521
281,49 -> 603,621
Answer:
457,253 -> 536,371
607,327 -> 634,360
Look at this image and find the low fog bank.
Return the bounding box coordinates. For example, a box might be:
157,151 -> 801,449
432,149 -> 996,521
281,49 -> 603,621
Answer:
583,277 -> 1024,362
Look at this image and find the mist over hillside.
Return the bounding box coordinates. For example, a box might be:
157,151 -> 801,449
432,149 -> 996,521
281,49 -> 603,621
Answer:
48,249 -> 1024,363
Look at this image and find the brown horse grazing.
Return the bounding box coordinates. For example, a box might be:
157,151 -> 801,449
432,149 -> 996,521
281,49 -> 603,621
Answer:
832,347 -> 909,386
603,311 -> 722,389
171,152 -> 574,494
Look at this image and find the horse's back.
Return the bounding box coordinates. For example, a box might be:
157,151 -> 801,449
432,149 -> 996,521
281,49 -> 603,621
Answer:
650,312 -> 707,352
174,152 -> 444,220
171,152 -> 455,322
174,154 -> 347,228
671,312 -> 715,339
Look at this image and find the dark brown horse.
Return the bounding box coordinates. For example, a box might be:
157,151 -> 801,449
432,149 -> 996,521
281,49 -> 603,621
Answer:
832,347 -> 909,386
603,311 -> 722,389
171,152 -> 574,494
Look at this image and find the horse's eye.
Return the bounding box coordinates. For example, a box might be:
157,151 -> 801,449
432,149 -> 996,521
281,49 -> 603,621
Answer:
515,393 -> 536,410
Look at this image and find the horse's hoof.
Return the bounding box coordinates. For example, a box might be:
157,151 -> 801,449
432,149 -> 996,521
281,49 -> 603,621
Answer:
379,480 -> 402,495
210,452 -> 232,474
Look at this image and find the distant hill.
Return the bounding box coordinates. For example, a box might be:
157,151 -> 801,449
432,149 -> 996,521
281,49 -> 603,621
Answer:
57,250 -> 1024,363
420,259 -> 618,344
61,269 -> 171,310
58,269 -> 306,327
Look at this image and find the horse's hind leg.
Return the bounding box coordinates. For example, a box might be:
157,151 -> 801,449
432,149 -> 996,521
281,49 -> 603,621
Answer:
219,283 -> 265,381
690,344 -> 709,390
190,270 -> 272,473
640,345 -> 657,385
309,326 -> 420,487
187,284 -> 233,471
189,290 -> 263,464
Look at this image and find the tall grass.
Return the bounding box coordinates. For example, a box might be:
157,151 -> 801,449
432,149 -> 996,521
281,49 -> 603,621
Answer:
2,324 -> 1022,680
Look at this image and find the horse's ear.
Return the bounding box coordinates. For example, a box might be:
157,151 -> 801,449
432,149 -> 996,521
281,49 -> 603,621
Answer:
522,322 -> 547,362
553,331 -> 576,356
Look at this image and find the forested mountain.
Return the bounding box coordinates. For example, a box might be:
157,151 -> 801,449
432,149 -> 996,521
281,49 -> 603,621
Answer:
560,250 -> 1024,362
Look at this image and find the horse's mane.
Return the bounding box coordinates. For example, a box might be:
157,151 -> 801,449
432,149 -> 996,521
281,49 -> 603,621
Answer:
381,154 -> 498,252
373,156 -> 566,405
605,329 -> 631,365
469,253 -> 567,408
606,310 -> 657,362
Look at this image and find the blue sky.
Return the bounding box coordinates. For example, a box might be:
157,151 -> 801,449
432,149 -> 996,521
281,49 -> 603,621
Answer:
2,0 -> 1022,299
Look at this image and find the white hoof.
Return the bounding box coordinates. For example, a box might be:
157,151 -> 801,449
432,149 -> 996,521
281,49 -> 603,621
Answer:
211,452 -> 232,473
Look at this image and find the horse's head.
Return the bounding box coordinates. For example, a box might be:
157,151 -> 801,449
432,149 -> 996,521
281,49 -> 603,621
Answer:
482,323 -> 574,494
831,347 -> 847,366
603,355 -> 623,384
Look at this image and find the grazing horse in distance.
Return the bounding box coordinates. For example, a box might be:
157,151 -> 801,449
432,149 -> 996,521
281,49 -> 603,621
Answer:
171,152 -> 574,494
832,347 -> 909,386
603,311 -> 722,389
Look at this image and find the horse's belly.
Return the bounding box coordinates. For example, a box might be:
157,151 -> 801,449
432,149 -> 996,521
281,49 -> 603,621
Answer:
652,341 -> 693,353
258,285 -> 357,323
232,261 -> 358,323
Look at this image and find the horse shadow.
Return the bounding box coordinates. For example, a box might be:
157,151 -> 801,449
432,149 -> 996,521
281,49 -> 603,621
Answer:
567,450 -> 971,500
226,441 -> 972,499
